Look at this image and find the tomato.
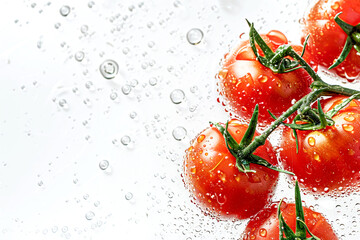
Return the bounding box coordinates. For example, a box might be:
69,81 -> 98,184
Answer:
241,202 -> 338,240
183,119 -> 279,219
218,30 -> 315,126
302,0 -> 360,81
279,96 -> 360,193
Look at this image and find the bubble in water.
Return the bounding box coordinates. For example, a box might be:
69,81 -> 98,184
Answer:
75,51 -> 85,62
125,192 -> 133,200
99,160 -> 109,170
129,111 -> 137,119
121,135 -> 131,145
60,5 -> 70,16
85,211 -> 95,220
99,60 -> 119,79
88,1 -> 95,8
186,28 -> 204,45
54,23 -> 61,29
81,25 -> 89,34
170,89 -> 185,104
172,126 -> 187,141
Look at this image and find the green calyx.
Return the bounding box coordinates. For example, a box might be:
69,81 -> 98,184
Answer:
278,181 -> 320,240
212,105 -> 294,175
329,12 -> 360,70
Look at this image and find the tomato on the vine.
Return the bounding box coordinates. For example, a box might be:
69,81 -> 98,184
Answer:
218,30 -> 316,126
183,119 -> 278,219
302,0 -> 360,81
280,96 -> 360,193
241,202 -> 338,240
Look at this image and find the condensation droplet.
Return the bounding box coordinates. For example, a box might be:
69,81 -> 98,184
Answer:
129,111 -> 137,119
186,28 -> 204,45
343,124 -> 354,132
75,51 -> 85,62
110,92 -> 118,100
99,160 -> 109,170
259,228 -> 267,237
149,77 -> 158,86
121,135 -> 131,145
88,1 -> 95,8
172,126 -> 187,141
85,211 -> 95,220
58,99 -> 68,108
122,85 -> 132,95
308,137 -> 315,146
99,60 -> 119,79
60,5 -> 70,17
125,192 -> 133,200
81,25 -> 89,34
170,89 -> 185,104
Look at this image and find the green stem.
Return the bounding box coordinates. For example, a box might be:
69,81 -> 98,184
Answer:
238,90 -> 324,158
351,32 -> 360,44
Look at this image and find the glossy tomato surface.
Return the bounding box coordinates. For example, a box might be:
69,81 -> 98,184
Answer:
280,96 -> 360,193
183,120 -> 279,219
218,30 -> 315,126
241,202 -> 338,240
302,0 -> 360,81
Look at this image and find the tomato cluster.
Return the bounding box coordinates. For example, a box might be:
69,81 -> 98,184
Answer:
183,0 -> 360,238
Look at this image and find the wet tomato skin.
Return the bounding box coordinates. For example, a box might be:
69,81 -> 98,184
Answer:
302,0 -> 360,81
218,30 -> 315,126
183,120 -> 279,219
241,202 -> 338,240
280,96 -> 360,193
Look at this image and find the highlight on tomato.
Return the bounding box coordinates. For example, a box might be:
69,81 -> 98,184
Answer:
302,0 -> 360,82
279,95 -> 360,194
241,182 -> 338,240
183,119 -> 280,219
217,29 -> 316,126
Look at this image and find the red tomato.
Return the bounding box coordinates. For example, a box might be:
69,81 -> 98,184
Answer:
302,0 -> 360,81
218,30 -> 315,126
241,202 -> 338,240
279,96 -> 360,193
183,119 -> 278,219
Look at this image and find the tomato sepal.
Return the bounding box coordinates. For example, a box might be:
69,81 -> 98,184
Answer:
278,182 -> 321,240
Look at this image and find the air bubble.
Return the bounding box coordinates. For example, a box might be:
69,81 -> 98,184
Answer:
99,60 -> 119,79
121,135 -> 131,145
129,112 -> 137,119
172,126 -> 187,141
75,51 -> 85,62
58,99 -> 68,108
99,160 -> 109,170
59,6 -> 70,17
125,192 -> 133,200
149,77 -> 158,86
88,1 -> 95,8
170,89 -> 185,104
85,211 -> 95,220
186,28 -> 204,45
81,25 -> 89,34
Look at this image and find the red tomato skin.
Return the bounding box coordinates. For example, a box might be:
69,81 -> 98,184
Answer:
302,0 -> 360,81
279,96 -> 360,193
218,31 -> 315,126
241,202 -> 339,240
183,120 -> 279,219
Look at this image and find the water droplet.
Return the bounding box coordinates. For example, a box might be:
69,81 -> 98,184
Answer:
54,23 -> 61,29
344,115 -> 355,122
125,192 -> 133,200
308,137 -> 315,146
85,211 -> 95,220
58,99 -> 68,108
38,180 -> 43,186
149,77 -> 157,86
121,84 -> 132,95
129,112 -> 137,119
314,153 -> 320,162
197,134 -> 205,143
186,28 -> 204,45
170,89 -> 185,104
99,160 -> 109,170
110,92 -> 118,100
94,201 -> 100,207
60,5 -> 70,16
81,25 -> 89,34
75,51 -> 85,62
172,126 -> 187,141
83,194 -> 89,200
148,41 -> 155,48
258,75 -> 268,83
343,124 -> 354,132
88,1 -> 95,8
121,135 -> 131,145
99,60 -> 119,79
